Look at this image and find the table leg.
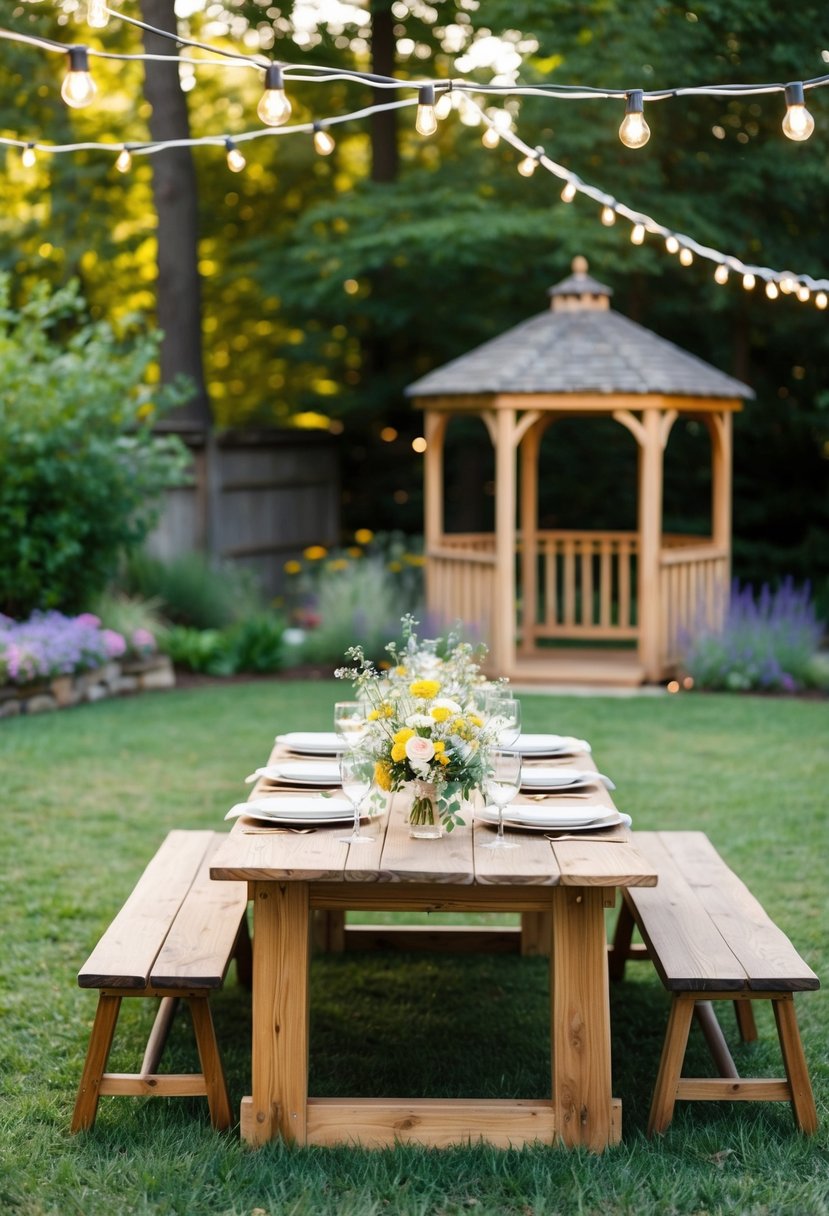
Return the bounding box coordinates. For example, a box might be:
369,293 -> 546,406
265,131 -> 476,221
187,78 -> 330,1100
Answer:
550,886 -> 615,1150
244,880 -> 310,1146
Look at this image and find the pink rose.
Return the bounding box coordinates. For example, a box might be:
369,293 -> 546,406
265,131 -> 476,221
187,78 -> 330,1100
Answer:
405,735 -> 435,768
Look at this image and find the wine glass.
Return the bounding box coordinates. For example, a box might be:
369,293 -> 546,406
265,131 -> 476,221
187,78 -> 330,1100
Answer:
481,749 -> 522,850
334,701 -> 369,749
337,748 -> 376,845
492,696 -> 521,747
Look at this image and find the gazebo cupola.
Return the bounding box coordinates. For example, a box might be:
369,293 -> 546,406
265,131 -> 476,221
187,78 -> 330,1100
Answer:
406,258 -> 754,685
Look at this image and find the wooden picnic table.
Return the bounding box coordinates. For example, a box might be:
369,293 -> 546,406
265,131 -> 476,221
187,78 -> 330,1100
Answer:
210,740 -> 658,1152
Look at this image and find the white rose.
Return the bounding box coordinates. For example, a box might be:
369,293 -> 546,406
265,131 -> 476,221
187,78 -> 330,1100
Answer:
405,735 -> 435,771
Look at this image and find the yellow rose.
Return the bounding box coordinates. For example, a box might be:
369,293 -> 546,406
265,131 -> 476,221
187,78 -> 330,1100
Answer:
391,742 -> 407,762
409,679 -> 440,699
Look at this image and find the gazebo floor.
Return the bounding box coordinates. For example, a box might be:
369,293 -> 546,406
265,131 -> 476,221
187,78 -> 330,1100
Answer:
508,647 -> 647,687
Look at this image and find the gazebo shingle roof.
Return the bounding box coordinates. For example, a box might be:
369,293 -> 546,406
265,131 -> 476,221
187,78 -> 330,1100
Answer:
406,270 -> 754,401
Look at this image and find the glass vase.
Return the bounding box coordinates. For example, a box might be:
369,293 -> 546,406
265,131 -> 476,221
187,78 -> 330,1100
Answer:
406,779 -> 442,839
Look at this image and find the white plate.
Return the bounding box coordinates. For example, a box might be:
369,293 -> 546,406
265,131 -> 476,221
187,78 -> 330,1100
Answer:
515,733 -> 592,756
255,760 -> 342,785
476,808 -> 628,833
225,796 -> 358,826
276,731 -> 343,756
520,766 -> 614,791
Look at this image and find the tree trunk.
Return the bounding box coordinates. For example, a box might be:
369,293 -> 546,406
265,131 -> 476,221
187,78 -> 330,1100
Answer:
139,0 -> 211,431
370,2 -> 398,183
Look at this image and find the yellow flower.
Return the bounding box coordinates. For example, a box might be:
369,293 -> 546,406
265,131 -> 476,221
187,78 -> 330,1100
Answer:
367,709 -> 381,721
467,713 -> 483,728
354,528 -> 374,545
437,753 -> 450,766
393,727 -> 415,744
403,553 -> 426,566
391,742 -> 408,762
380,703 -> 395,718
395,665 -> 407,676
347,547 -> 363,558
326,558 -> 349,571
433,741 -> 445,753
374,761 -> 392,791
283,560 -> 302,575
430,706 -> 451,722
303,545 -> 327,560
409,679 -> 440,700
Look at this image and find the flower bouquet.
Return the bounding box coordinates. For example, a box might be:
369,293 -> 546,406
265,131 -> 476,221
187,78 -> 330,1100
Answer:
336,616 -> 499,833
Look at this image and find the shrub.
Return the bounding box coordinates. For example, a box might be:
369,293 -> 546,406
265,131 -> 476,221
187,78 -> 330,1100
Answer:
0,276 -> 191,617
91,591 -> 166,661
680,578 -> 825,692
0,612 -> 125,686
123,550 -> 265,630
158,613 -> 286,676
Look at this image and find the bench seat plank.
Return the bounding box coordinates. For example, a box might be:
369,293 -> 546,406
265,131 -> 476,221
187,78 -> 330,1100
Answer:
654,832 -> 819,992
151,836 -> 249,989
78,830 -> 216,989
621,831 -> 746,990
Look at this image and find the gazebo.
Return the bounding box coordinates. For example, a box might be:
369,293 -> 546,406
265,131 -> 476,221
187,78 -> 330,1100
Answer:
406,258 -> 754,685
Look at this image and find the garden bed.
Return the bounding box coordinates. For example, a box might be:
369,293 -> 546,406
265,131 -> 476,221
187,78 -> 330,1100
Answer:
0,655 -> 175,717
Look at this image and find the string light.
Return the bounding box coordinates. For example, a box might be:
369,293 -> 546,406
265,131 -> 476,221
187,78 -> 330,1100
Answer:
797,284 -> 811,302
517,149 -> 539,177
482,125 -> 500,148
779,273 -> 797,295
61,46 -> 97,109
86,0 -> 109,29
816,292 -> 828,310
434,87 -> 453,121
630,223 -> 645,245
679,247 -> 694,266
560,181 -> 577,203
415,84 -> 438,136
257,64 -> 291,127
781,82 -> 814,142
714,264 -> 729,285
619,90 -> 650,148
224,138 -> 246,172
115,145 -> 132,173
742,272 -> 756,291
601,204 -> 616,226
665,235 -> 680,254
21,142 -> 36,168
312,122 -> 335,155
765,280 -> 779,299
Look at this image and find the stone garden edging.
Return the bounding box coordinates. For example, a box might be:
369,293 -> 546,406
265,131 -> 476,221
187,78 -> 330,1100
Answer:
0,655 -> 176,718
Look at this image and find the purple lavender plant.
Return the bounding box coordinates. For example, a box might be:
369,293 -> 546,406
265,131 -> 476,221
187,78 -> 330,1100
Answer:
679,578 -> 824,692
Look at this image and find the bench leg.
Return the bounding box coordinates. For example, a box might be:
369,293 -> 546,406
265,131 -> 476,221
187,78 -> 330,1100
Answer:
188,996 -> 233,1131
694,1001 -> 739,1078
773,996 -> 818,1134
140,996 -> 180,1075
734,999 -> 758,1043
647,994 -> 695,1137
71,993 -> 122,1133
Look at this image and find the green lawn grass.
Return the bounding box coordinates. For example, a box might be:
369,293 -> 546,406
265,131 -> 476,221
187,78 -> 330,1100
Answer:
1,681 -> 827,1215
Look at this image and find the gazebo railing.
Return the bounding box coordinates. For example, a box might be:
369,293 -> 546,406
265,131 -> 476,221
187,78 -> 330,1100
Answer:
658,543 -> 729,670
426,536 -> 497,640
525,530 -> 639,643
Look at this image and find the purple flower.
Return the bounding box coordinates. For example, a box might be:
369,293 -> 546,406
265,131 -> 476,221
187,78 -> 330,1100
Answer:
131,628 -> 156,656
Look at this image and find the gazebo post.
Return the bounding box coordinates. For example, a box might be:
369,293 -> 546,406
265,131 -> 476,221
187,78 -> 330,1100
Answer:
493,407 -> 518,677
423,411 -> 447,627
637,408 -> 665,683
519,419 -> 542,655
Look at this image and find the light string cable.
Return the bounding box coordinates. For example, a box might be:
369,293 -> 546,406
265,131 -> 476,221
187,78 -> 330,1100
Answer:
470,101 -> 829,301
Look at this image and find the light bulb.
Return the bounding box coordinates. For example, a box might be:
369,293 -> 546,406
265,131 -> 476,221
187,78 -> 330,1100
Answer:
619,89 -> 651,149
312,123 -> 335,155
665,235 -> 680,254
742,272 -> 756,291
601,205 -> 616,226
630,223 -> 645,245
61,46 -> 97,109
679,247 -> 693,266
779,274 -> 797,295
225,139 -> 246,173
415,84 -> 438,136
517,153 -> 537,177
482,126 -> 500,149
434,89 -> 453,120
714,264 -> 729,285
87,0 -> 108,28
257,64 -> 291,127
21,143 -> 36,169
765,280 -> 779,299
560,181 -> 577,203
797,284 -> 811,302
816,292 -> 828,310
115,145 -> 132,173
782,82 -> 814,142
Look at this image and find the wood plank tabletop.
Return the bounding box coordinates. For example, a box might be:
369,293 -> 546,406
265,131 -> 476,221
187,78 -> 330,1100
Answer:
210,739 -> 657,889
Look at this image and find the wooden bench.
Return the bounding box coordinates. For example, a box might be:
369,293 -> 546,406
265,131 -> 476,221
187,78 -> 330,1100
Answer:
609,830 -> 819,1136
72,830 -> 251,1132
